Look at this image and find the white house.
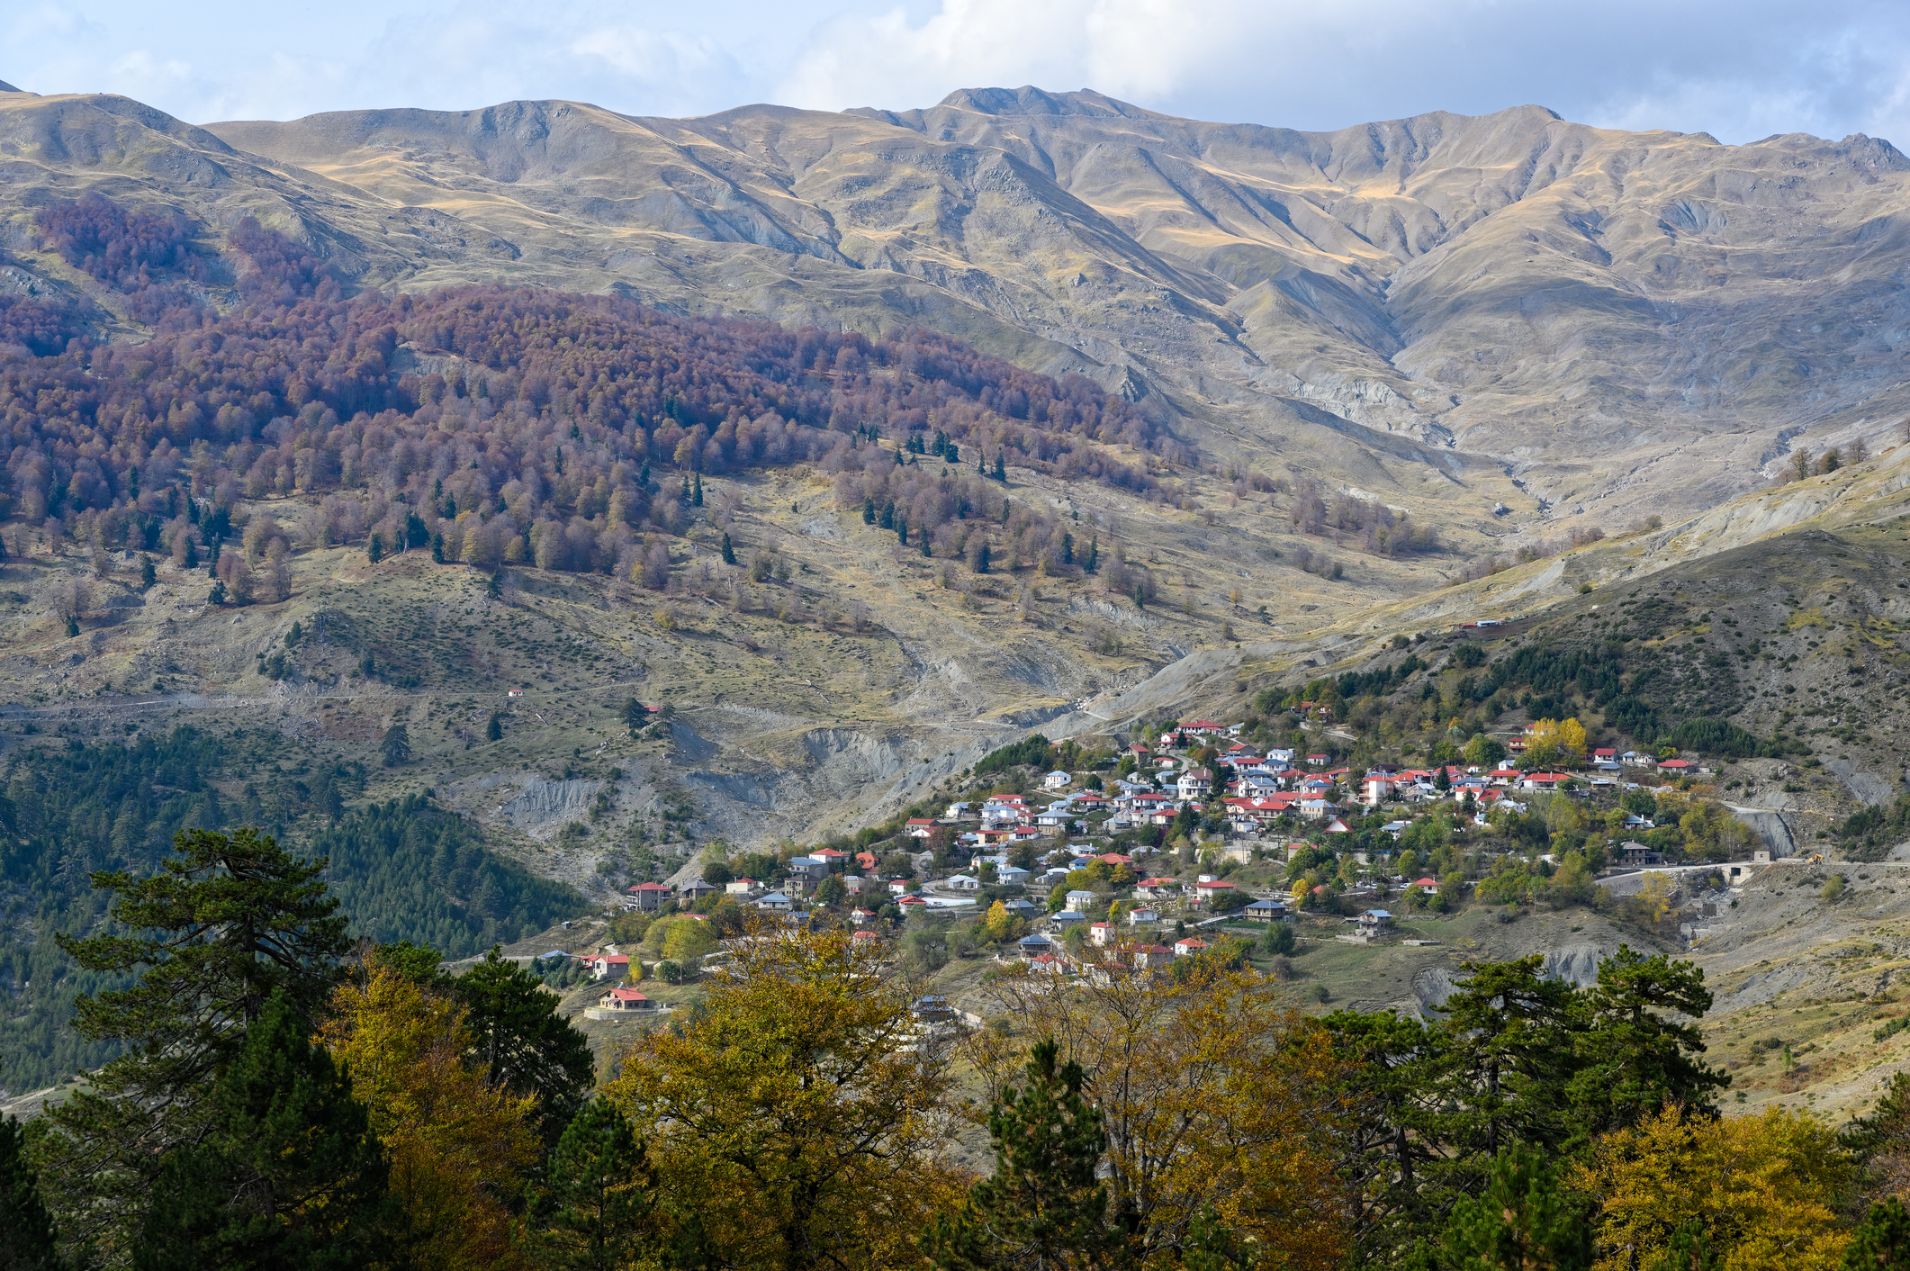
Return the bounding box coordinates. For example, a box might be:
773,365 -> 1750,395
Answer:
1043,770 -> 1073,791
944,874 -> 981,892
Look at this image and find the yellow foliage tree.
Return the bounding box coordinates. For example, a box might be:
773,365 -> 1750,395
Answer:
983,899 -> 1023,942
972,959 -> 1352,1268
1577,1106 -> 1852,1271
605,924 -> 965,1268
1524,717 -> 1589,769
319,960 -> 541,1271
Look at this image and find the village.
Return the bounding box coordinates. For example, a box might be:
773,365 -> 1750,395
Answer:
565,708 -> 1767,1019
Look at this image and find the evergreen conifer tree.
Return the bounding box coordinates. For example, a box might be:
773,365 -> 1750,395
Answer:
533,1099 -> 660,1270
926,1039 -> 1124,1270
0,1115 -> 61,1271
134,992 -> 395,1271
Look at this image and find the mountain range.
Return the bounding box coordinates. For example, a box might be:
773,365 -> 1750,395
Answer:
3,78 -> 1910,856
6,81 -> 1910,534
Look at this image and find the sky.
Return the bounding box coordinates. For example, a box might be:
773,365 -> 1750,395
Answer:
8,0 -> 1910,146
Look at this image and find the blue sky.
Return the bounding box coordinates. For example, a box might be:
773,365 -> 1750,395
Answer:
8,0 -> 1910,145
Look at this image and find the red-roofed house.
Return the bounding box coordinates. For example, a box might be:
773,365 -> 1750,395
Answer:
598,986 -> 655,1013
625,881 -> 674,911
1191,879 -> 1236,908
585,952 -> 631,980
1173,936 -> 1209,958
905,818 -> 937,839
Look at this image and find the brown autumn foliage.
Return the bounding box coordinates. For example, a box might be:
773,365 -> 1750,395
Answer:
1,205 -> 1174,583
971,954 -> 1355,1269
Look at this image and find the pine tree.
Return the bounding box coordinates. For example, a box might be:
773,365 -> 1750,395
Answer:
1083,538 -> 1099,574
533,1100 -> 660,1270
1566,945 -> 1723,1141
486,712 -> 504,742
134,992 -> 394,1271
1845,1198 -> 1910,1269
994,452 -> 1007,482
0,1116 -> 61,1271
626,697 -> 647,739
691,474 -> 703,507
928,1039 -> 1122,1270
380,723 -> 411,768
1412,1145 -> 1592,1271
366,534 -> 383,564
976,542 -> 990,575
456,948 -> 596,1146
139,556 -> 158,589
721,533 -> 737,566
1060,531 -> 1074,566
44,831 -> 351,1258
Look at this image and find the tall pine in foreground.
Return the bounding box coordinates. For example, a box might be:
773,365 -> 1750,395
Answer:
1408,1145 -> 1592,1271
39,828 -> 350,1262
454,948 -> 597,1147
134,992 -> 395,1271
0,1115 -> 62,1271
532,1099 -> 663,1271
928,1038 -> 1128,1270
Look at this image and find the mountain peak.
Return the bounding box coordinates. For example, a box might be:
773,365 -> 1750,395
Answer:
0,79 -> 22,94
934,86 -> 1140,119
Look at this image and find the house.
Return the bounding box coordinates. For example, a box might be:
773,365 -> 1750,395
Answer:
995,864 -> 1031,887
1136,876 -> 1180,900
1243,898 -> 1287,922
1090,921 -> 1115,948
941,802 -> 972,821
1176,769 -> 1214,801
1173,937 -> 1208,958
1002,898 -> 1041,919
1361,774 -> 1399,807
1191,879 -> 1236,907
1323,817 -> 1352,835
1127,907 -> 1159,925
677,878 -> 718,902
1658,758 -> 1697,775
1620,750 -> 1653,767
1018,933 -> 1060,959
585,952 -> 631,980
1617,841 -> 1657,866
905,818 -> 938,839
624,881 -> 674,911
597,986 -> 655,1013
753,891 -> 795,912
850,907 -> 876,926
1050,910 -> 1086,928
1043,770 -> 1074,791
1406,876 -> 1441,896
1130,943 -> 1174,970
1355,909 -> 1393,939
944,874 -> 981,892
911,995 -> 957,1024
887,878 -> 913,896
897,894 -> 928,911
725,877 -> 762,897
1065,888 -> 1099,912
